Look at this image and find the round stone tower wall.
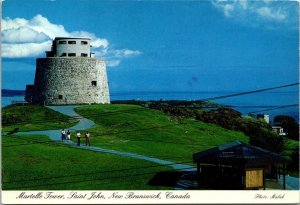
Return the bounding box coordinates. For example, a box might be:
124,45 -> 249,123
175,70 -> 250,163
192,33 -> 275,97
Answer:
33,57 -> 110,105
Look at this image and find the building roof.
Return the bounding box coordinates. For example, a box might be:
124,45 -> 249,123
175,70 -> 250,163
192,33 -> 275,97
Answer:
193,141 -> 289,166
272,126 -> 283,129
54,37 -> 91,40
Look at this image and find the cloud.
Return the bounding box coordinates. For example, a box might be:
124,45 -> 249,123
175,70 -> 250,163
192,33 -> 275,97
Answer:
2,41 -> 52,58
211,0 -> 297,29
2,27 -> 50,43
70,30 -> 108,48
122,49 -> 142,57
94,48 -> 142,67
102,49 -> 142,58
256,7 -> 286,21
2,14 -> 108,48
223,4 -> 234,16
239,0 -> 248,10
1,14 -> 141,67
106,60 -> 121,67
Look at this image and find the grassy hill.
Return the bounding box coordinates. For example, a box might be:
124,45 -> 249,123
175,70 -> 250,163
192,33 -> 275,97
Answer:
5,103 -> 296,190
2,104 -> 79,132
2,135 -> 171,190
2,105 -> 248,190
74,104 -> 249,163
2,104 -> 249,190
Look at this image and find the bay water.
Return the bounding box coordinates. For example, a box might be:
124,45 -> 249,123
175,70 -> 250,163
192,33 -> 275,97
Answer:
2,91 -> 299,122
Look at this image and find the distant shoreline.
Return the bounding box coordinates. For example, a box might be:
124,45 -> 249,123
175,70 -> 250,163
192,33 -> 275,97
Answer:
2,90 -> 299,122
2,89 -> 25,97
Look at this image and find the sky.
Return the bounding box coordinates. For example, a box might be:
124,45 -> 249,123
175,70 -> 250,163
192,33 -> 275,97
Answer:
1,0 -> 299,96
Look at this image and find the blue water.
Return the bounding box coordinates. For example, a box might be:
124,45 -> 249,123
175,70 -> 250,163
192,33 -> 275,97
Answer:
2,91 -> 299,122
111,91 -> 299,122
1,96 -> 25,108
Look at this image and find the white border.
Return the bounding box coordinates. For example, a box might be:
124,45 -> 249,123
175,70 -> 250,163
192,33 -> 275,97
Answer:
2,190 -> 300,204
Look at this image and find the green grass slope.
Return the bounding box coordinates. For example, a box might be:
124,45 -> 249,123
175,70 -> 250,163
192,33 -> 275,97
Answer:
3,104 -> 289,190
2,135 -> 172,190
74,104 -> 249,163
2,104 -> 79,132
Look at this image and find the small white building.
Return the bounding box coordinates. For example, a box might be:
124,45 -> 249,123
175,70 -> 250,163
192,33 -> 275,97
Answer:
257,114 -> 270,124
272,126 -> 286,136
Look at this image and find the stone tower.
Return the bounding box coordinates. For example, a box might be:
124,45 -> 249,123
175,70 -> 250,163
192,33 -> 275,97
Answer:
25,37 -> 110,105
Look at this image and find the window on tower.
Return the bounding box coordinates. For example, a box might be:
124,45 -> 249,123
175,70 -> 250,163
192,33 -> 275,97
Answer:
68,41 -> 76,44
58,95 -> 63,99
68,53 -> 76,57
58,41 -> 66,44
91,81 -> 97,86
81,53 -> 88,57
81,41 -> 88,45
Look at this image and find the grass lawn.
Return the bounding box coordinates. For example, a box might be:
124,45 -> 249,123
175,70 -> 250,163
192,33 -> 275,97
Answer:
2,104 -> 79,132
3,104 -> 293,190
2,135 -> 173,190
74,104 -> 249,163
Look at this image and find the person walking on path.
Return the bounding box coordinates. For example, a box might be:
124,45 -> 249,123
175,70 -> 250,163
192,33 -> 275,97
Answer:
77,131 -> 81,146
85,132 -> 91,146
61,129 -> 66,142
67,130 -> 71,141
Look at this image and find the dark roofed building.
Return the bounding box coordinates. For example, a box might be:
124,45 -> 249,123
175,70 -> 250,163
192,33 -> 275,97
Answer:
193,141 -> 289,190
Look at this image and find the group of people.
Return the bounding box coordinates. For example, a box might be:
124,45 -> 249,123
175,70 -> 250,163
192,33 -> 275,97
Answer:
61,129 -> 71,141
61,129 -> 91,146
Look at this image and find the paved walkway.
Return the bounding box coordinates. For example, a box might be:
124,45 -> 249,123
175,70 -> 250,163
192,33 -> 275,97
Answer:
278,175 -> 299,190
18,106 -> 95,141
19,105 -> 195,172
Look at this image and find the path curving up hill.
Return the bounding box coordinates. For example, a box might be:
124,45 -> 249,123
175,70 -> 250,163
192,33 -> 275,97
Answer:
17,105 -> 298,190
18,106 -> 196,178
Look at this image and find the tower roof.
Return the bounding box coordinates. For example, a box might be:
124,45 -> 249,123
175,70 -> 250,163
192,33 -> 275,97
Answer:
54,37 -> 91,40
